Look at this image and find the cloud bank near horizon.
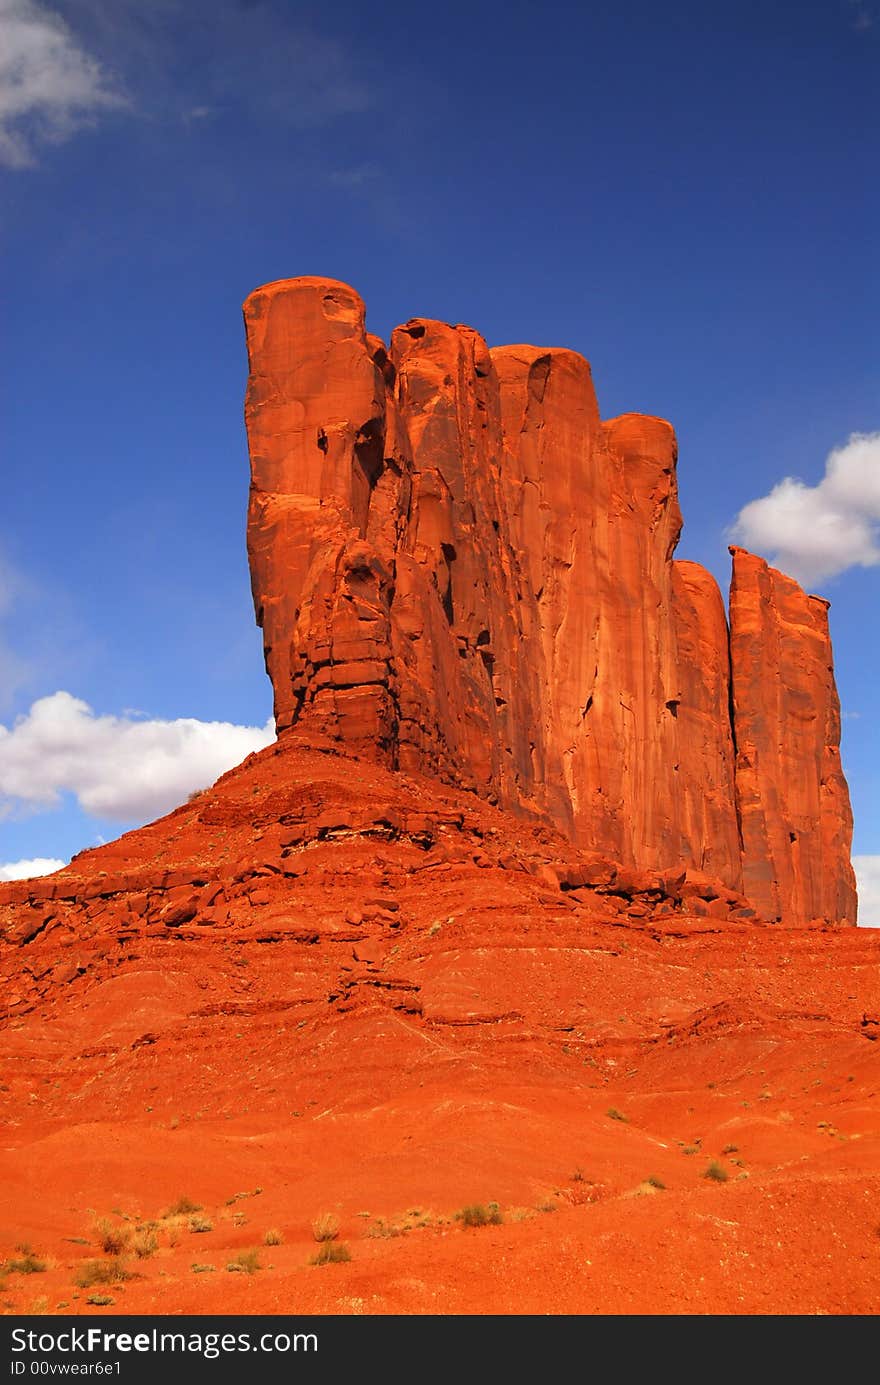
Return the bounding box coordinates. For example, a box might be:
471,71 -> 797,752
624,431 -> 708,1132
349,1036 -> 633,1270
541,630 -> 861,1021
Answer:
0,855 -> 65,880
0,691 -> 275,824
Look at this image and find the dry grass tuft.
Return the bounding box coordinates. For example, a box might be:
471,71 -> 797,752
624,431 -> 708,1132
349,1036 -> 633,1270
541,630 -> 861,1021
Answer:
703,1160 -> 729,1183
310,1242 -> 351,1266
311,1213 -> 340,1243
74,1258 -> 131,1289
456,1203 -> 503,1228
93,1219 -> 131,1256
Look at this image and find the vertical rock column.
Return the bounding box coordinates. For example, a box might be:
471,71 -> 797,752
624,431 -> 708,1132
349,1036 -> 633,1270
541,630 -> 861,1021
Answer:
728,546 -> 857,924
493,355 -> 735,874
243,280 -> 549,807
491,345 -> 604,840
389,320 -> 546,810
671,560 -> 743,890
243,276 -> 397,750
595,414 -> 684,867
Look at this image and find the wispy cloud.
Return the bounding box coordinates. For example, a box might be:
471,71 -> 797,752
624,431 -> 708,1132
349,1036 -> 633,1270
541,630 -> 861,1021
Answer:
327,163 -> 381,189
0,855 -> 65,880
53,0 -> 372,131
0,690 -> 274,823
0,0 -> 126,168
854,855 -> 880,927
729,431 -> 880,586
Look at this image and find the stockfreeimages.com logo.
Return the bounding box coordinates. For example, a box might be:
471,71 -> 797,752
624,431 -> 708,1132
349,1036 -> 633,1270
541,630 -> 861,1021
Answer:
11,1327 -> 317,1366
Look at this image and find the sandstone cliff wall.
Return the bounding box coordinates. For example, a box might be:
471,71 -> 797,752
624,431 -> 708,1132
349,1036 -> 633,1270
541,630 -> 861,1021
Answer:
243,276 -> 855,924
728,547 -> 857,924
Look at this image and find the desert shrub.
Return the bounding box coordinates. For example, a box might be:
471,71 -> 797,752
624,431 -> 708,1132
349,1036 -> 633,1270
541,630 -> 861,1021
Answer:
74,1258 -> 130,1289
456,1203 -> 503,1228
191,1264 -> 215,1274
310,1242 -> 351,1266
226,1250 -> 260,1275
166,1196 -> 201,1217
646,1175 -> 666,1190
189,1215 -> 213,1234
264,1229 -> 283,1246
6,1249 -> 46,1275
85,1294 -> 114,1307
311,1213 -> 340,1243
93,1219 -> 131,1256
722,1144 -> 739,1155
606,1107 -> 627,1123
367,1218 -> 404,1239
131,1230 -> 158,1259
703,1160 -> 729,1183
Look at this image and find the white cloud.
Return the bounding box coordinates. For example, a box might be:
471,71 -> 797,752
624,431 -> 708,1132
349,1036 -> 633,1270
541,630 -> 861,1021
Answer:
0,855 -> 65,880
854,855 -> 880,928
730,432 -> 880,586
0,691 -> 274,822
0,0 -> 125,168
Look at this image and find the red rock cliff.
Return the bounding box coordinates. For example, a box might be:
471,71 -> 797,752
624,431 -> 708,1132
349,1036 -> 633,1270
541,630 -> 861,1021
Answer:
671,560 -> 742,890
243,276 -> 856,924
728,547 -> 857,926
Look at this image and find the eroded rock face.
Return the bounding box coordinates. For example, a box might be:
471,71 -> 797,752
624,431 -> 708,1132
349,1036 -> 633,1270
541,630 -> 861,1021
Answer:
243,276 -> 856,924
671,561 -> 742,891
244,278 -> 393,746
728,547 -> 857,925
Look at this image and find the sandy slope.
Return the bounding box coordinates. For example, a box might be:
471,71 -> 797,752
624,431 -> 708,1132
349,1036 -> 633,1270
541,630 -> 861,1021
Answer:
1,738 -> 878,1315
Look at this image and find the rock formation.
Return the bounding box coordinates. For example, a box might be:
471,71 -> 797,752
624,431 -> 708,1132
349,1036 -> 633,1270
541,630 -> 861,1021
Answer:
244,276 -> 856,926
1,277 -> 876,1325
728,547 -> 857,925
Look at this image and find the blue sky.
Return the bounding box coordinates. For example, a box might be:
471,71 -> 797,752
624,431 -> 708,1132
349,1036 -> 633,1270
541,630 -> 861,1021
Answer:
1,0 -> 878,919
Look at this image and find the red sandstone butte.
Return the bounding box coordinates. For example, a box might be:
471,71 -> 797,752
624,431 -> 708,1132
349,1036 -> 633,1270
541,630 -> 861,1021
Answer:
244,276 -> 855,926
0,279 -> 874,1320
728,546 -> 857,926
